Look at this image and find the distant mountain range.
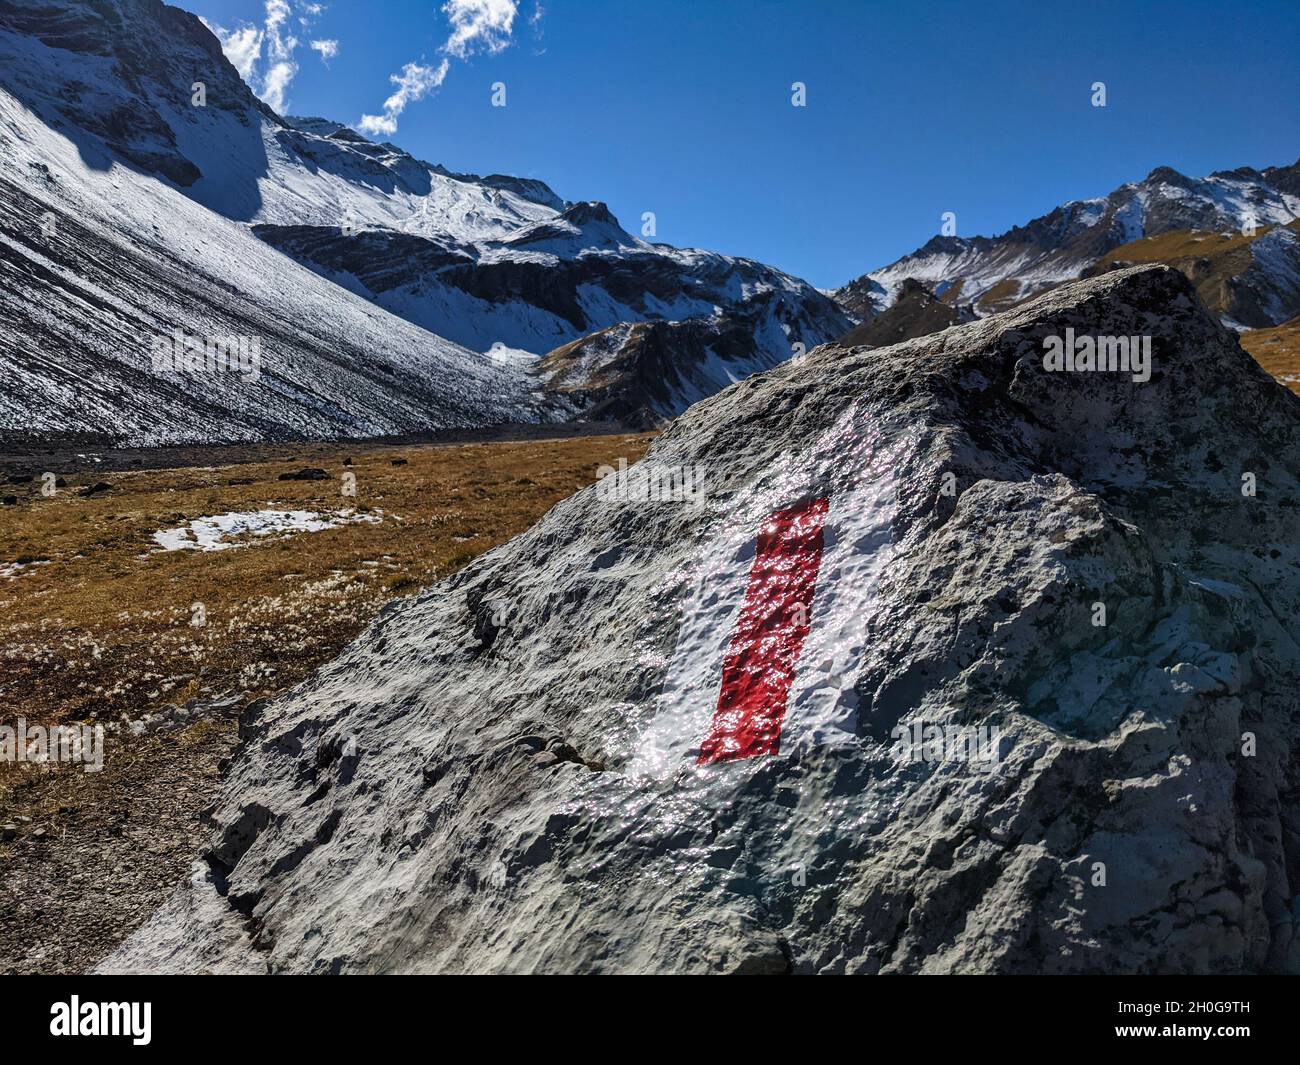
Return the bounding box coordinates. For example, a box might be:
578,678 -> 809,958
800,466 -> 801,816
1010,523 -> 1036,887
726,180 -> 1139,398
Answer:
837,161 -> 1300,333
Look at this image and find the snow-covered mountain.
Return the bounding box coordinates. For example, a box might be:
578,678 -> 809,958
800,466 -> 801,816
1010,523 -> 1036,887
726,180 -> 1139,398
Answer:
254,197 -> 848,369
839,162 -> 1300,324
536,297 -> 809,428
0,0 -> 540,445
0,0 -> 846,443
0,0 -> 565,233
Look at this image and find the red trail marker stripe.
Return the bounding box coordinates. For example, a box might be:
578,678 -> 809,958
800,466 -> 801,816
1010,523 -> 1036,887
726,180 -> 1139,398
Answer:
696,496 -> 830,765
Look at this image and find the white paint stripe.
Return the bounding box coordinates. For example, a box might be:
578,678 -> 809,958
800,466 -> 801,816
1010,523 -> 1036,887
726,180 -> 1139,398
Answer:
633,474 -> 896,779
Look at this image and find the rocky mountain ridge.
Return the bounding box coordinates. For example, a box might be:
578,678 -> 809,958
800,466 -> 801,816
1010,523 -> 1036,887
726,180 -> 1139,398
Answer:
838,160 -> 1300,329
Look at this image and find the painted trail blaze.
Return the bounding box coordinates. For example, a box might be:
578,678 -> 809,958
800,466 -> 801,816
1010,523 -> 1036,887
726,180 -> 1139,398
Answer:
697,496 -> 830,764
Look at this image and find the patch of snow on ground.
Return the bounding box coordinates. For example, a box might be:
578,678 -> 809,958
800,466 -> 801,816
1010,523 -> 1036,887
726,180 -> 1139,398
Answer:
0,559 -> 51,579
151,509 -> 381,552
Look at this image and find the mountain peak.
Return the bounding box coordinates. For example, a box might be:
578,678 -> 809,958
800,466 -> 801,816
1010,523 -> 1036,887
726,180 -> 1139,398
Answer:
503,200 -> 637,254
840,156 -> 1300,324
916,234 -> 972,256
284,116 -> 348,137
563,201 -> 619,226
1144,165 -> 1193,188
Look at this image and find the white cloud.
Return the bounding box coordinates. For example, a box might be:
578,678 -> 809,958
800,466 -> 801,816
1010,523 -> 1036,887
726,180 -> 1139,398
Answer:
384,60 -> 449,113
443,0 -> 517,59
207,23 -> 264,81
359,0 -> 529,137
355,115 -> 396,138
355,114 -> 397,138
205,0 -> 327,115
261,61 -> 297,113
260,1 -> 299,111
264,0 -> 293,40
359,60 -> 449,137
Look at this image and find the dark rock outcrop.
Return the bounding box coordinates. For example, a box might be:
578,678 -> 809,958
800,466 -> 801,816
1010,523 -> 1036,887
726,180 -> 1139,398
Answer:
837,278 -> 975,347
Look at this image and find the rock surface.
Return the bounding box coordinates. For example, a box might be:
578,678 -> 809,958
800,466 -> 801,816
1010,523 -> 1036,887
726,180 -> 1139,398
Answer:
0,701 -> 239,975
102,265 -> 1300,974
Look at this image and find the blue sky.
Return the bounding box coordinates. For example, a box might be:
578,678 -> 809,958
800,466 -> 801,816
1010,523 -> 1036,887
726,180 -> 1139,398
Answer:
190,0 -> 1300,289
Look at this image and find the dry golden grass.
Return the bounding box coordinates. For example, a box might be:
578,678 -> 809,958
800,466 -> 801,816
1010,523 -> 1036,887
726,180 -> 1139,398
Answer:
1094,221 -> 1300,324
0,433 -> 653,733
936,278 -> 966,305
1094,226 -> 1268,266
1241,317 -> 1300,396
974,277 -> 1024,314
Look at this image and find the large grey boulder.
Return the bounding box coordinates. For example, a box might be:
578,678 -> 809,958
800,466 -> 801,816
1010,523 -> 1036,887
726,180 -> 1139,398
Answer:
101,265 -> 1300,974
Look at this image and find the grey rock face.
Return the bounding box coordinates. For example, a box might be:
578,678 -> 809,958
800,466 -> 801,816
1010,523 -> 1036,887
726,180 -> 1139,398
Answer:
537,301 -> 830,427
837,278 -> 975,347
102,266 -> 1300,974
0,0 -> 265,186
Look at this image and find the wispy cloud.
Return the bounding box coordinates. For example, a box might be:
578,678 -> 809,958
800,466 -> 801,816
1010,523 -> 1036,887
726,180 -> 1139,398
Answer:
260,0 -> 299,113
443,0 -> 518,59
310,39 -> 339,64
359,0 -> 530,138
528,1 -> 546,55
359,61 -> 449,137
205,0 -> 331,115
216,24 -> 264,81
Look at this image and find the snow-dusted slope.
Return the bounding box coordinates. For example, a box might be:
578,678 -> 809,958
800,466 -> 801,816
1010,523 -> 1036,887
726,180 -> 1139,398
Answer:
0,121 -> 529,445
0,0 -> 848,441
0,0 -> 538,445
1245,224 -> 1300,324
840,162 -> 1300,320
1083,221 -> 1300,331
256,200 -> 850,362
